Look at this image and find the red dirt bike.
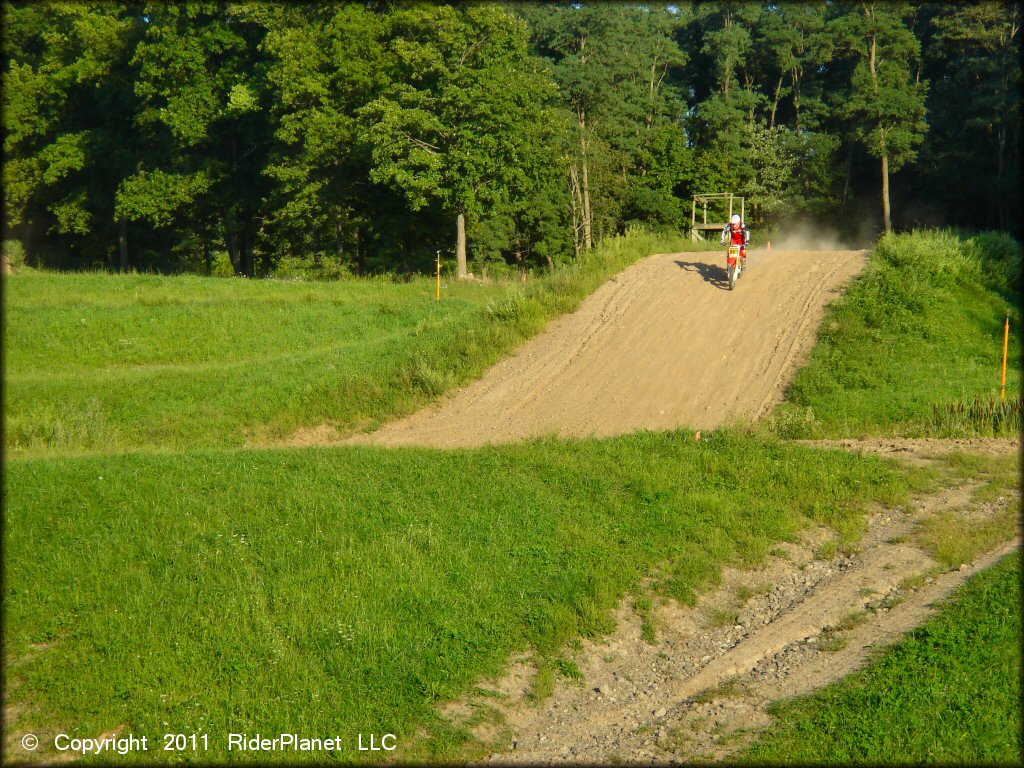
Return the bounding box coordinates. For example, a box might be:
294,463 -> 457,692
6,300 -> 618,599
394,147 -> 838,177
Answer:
726,245 -> 743,290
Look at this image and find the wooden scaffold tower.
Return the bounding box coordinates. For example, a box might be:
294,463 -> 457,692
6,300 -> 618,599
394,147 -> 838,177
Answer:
690,193 -> 745,241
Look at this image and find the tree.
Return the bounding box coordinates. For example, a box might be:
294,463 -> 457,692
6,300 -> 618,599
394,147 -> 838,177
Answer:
921,2 -> 1020,231
2,3 -> 141,268
125,2 -> 273,275
3,1 -> 1017,276
361,3 -> 562,278
756,2 -> 834,134
260,4 -> 391,275
836,2 -> 928,233
521,2 -> 688,251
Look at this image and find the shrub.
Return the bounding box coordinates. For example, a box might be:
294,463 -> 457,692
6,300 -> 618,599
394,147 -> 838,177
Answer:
874,229 -> 982,285
767,404 -> 822,439
3,239 -> 27,268
965,231 -> 1022,294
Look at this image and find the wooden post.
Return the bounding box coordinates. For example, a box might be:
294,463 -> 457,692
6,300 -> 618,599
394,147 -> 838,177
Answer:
691,198 -> 697,241
1001,310 -> 1010,401
456,212 -> 467,279
436,250 -> 442,301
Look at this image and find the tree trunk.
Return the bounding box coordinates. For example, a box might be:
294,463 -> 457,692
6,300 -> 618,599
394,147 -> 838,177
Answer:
996,125 -> 1007,230
868,27 -> 892,234
578,111 -> 593,251
22,219 -> 34,268
569,166 -> 583,258
243,234 -> 254,277
881,143 -> 892,234
791,69 -> 802,136
355,226 -> 363,276
456,211 -> 467,279
769,73 -> 784,129
581,156 -> 593,251
840,144 -> 852,211
336,218 -> 344,270
227,229 -> 241,275
118,215 -> 129,272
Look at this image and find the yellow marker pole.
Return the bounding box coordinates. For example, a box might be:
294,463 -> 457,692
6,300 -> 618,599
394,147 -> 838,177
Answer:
436,250 -> 441,302
1001,310 -> 1009,401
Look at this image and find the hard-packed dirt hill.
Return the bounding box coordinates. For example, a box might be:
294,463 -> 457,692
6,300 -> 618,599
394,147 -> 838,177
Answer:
348,247 -> 868,447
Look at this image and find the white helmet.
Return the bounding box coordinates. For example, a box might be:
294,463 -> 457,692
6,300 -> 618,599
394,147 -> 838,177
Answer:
730,214 -> 741,225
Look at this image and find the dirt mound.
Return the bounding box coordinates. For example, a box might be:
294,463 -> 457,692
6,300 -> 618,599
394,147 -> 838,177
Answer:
347,248 -> 868,448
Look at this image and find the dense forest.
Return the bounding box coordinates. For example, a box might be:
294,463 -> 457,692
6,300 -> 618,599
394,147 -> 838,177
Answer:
2,1 -> 1020,277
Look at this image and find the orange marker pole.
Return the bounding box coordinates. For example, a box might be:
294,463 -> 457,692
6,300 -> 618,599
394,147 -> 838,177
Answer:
436,250 -> 441,302
1001,310 -> 1009,401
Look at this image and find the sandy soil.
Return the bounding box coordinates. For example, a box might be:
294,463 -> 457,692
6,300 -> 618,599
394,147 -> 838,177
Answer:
344,247 -> 868,448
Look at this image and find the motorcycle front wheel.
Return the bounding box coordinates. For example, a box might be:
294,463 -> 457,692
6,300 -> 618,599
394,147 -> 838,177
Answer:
728,263 -> 737,290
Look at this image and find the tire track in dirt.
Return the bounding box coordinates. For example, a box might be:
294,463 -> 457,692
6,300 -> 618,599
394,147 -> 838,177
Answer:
439,438 -> 1019,765
751,254 -> 851,422
346,248 -> 868,448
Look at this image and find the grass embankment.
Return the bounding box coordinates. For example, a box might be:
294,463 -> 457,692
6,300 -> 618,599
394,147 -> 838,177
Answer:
769,230 -> 1022,438
745,230 -> 1022,763
5,433 -> 917,763
742,552 -> 1021,764
5,231 -> 708,457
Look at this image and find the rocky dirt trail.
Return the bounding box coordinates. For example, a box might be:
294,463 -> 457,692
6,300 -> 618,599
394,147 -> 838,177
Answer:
345,247 -> 868,448
434,439 -> 1020,764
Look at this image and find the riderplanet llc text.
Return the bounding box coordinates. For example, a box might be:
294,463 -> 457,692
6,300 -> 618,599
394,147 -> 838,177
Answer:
229,733 -> 397,752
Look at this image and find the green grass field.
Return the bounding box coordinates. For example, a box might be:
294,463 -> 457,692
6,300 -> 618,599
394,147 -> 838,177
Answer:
742,552 -> 1021,764
768,230 -> 1022,437
4,227 -> 1020,764
4,432 -> 917,763
6,272 -> 505,454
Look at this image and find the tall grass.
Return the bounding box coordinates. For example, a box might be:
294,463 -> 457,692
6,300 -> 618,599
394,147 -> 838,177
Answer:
5,230 -> 703,456
3,431 -> 916,763
928,395 -> 1023,438
770,229 -> 1022,438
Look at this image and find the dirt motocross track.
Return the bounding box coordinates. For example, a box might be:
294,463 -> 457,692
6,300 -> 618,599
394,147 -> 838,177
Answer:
348,246 -> 868,448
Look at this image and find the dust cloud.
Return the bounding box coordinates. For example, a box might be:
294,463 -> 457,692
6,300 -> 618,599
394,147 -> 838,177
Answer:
758,219 -> 876,253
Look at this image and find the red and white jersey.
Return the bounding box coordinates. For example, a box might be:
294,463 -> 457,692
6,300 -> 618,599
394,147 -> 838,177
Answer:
727,225 -> 749,245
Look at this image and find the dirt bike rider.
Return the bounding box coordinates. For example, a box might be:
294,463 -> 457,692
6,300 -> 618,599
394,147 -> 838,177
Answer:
720,214 -> 750,271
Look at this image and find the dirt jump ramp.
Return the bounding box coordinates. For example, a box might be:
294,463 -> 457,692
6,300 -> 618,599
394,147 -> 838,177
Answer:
350,247 -> 868,448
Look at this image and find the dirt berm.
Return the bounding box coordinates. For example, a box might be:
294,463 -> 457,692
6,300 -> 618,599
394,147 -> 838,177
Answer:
347,247 -> 868,448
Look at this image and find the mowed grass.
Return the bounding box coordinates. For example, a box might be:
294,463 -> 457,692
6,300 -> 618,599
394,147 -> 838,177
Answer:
5,231 -> 707,457
4,431 -> 916,763
742,552 -> 1021,764
5,272 -> 505,453
769,230 -> 1022,437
